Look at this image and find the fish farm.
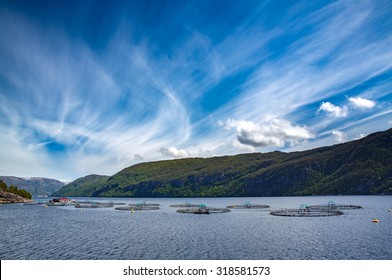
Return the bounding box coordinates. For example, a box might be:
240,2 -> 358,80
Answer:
308,201 -> 363,210
115,205 -> 160,211
75,203 -> 114,208
176,204 -> 230,214
128,201 -> 160,207
46,202 -> 75,206
226,201 -> 270,209
170,202 -> 203,207
270,204 -> 344,217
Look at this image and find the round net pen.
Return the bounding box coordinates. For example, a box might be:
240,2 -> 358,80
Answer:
75,202 -> 114,208
78,201 -> 125,205
308,201 -> 362,210
170,202 -> 202,208
115,205 -> 160,211
176,204 -> 230,214
46,202 -> 75,206
226,201 -> 270,209
128,201 -> 160,207
270,204 -> 344,217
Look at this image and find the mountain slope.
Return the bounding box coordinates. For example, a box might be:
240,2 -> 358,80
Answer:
54,128 -> 392,197
51,174 -> 110,197
0,176 -> 66,196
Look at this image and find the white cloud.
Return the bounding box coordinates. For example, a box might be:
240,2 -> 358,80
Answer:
354,133 -> 367,140
318,102 -> 348,118
224,118 -> 314,148
348,97 -> 376,109
332,130 -> 347,143
160,147 -> 192,158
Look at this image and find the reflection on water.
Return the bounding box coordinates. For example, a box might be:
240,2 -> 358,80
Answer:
1,196 -> 391,260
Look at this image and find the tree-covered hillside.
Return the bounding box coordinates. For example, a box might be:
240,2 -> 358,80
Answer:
52,128 -> 392,197
0,180 -> 32,203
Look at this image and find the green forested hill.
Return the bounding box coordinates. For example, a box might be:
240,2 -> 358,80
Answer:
52,128 -> 392,197
51,174 -> 109,196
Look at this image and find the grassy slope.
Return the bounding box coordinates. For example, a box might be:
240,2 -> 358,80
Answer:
53,128 -> 392,197
51,174 -> 110,197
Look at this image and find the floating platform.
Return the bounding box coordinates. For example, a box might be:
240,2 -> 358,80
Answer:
176,204 -> 230,214
115,206 -> 160,211
128,201 -> 160,207
308,201 -> 362,210
170,202 -> 202,208
46,202 -> 76,206
226,201 -> 270,209
74,201 -> 125,206
75,203 -> 113,208
270,204 -> 343,217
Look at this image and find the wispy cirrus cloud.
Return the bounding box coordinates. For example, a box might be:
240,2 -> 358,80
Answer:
0,1 -> 391,179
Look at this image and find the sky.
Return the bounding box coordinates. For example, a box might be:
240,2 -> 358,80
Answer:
1,0 -> 392,181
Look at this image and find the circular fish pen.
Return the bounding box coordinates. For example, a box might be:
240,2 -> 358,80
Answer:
270,204 -> 343,217
176,204 -> 230,214
128,201 -> 160,207
170,202 -> 202,208
115,206 -> 160,211
46,202 -> 75,206
75,201 -> 126,206
226,201 -> 270,209
308,201 -> 362,210
75,203 -> 114,208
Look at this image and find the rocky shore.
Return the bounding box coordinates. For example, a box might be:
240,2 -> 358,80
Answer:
0,189 -> 32,204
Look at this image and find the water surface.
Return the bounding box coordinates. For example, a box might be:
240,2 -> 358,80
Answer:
1,196 -> 391,260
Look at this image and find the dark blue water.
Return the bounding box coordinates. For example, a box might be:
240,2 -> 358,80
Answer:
1,196 -> 391,260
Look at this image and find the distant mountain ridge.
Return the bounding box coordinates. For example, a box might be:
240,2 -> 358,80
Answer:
0,176 -> 66,196
53,128 -> 392,197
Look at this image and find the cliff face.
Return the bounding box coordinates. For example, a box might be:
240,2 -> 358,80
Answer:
53,128 -> 392,197
0,189 -> 32,204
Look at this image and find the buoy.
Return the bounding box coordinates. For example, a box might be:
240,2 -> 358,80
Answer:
45,205 -> 48,208
388,209 -> 391,212
131,209 -> 135,213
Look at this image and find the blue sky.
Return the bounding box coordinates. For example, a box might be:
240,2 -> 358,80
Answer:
1,0 -> 392,181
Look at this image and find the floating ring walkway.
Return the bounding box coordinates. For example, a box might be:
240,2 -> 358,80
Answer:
115,206 -> 160,211
226,201 -> 270,209
176,204 -> 230,214
308,201 -> 362,210
270,204 -> 344,217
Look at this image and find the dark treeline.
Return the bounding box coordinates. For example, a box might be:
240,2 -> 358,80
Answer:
0,180 -> 32,199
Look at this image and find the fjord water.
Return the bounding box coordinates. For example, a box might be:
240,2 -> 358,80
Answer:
1,196 -> 391,260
